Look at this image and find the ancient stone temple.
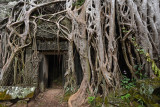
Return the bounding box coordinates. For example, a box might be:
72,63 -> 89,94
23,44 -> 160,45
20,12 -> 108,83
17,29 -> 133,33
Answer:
0,0 -> 75,95
24,22 -> 69,92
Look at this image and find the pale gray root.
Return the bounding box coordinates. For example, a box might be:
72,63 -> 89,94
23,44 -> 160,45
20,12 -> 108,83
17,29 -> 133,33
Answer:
117,0 -> 160,78
66,0 -> 120,106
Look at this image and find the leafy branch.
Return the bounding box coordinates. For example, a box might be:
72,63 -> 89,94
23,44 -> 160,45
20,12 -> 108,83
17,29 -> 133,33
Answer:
132,37 -> 160,77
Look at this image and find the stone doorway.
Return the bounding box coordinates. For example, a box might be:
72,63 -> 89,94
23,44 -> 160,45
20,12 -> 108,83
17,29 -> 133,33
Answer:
39,52 -> 67,92
47,55 -> 63,88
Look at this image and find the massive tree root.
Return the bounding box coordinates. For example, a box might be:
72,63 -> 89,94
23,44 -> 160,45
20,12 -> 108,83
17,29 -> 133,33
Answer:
0,0 -> 160,106
117,0 -> 160,78
67,0 -> 160,106
66,0 -> 120,106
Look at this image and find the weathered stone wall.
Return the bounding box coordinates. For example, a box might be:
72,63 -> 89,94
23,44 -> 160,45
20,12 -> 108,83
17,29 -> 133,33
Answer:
0,1 -> 17,21
37,40 -> 68,51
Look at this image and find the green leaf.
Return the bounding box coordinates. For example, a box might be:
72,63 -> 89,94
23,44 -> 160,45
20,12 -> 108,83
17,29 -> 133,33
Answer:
134,65 -> 138,68
137,49 -> 140,51
135,71 -> 139,74
146,53 -> 149,57
155,66 -> 158,74
140,51 -> 144,54
152,62 -> 155,71
122,27 -> 125,30
147,57 -> 151,62
158,70 -> 160,77
132,37 -> 135,41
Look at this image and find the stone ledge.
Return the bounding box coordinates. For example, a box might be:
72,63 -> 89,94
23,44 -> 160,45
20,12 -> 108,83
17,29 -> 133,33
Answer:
0,86 -> 35,100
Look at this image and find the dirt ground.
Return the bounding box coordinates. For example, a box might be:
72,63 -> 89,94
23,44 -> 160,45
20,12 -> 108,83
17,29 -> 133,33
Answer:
27,88 -> 68,107
0,88 -> 68,107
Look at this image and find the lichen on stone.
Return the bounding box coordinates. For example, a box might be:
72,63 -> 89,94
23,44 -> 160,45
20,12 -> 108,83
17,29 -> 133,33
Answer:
0,86 -> 35,100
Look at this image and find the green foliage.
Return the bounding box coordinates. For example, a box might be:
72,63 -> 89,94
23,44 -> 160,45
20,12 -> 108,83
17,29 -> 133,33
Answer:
72,0 -> 85,7
109,78 -> 160,106
88,96 -> 95,106
63,86 -> 77,102
151,61 -> 160,77
121,76 -> 135,89
121,93 -> 131,100
65,86 -> 74,93
139,83 -> 154,98
120,93 -> 131,105
63,88 -> 73,102
137,99 -> 144,107
95,96 -> 103,107
132,37 -> 160,77
0,104 -> 8,107
134,64 -> 147,79
122,27 -> 129,33
136,49 -> 145,54
132,37 -> 136,41
146,53 -> 160,77
120,82 -> 157,106
88,96 -> 106,107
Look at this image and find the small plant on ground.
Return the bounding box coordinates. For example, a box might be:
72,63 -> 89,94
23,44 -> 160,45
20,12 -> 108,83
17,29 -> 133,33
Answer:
121,93 -> 131,100
134,64 -> 147,79
88,96 -> 95,106
121,75 -> 135,89
120,93 -> 131,106
63,87 -> 74,102
137,99 -> 145,107
87,96 -> 105,107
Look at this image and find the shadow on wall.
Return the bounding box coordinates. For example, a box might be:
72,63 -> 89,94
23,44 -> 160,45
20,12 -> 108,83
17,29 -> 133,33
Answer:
47,55 -> 63,88
39,53 -> 65,91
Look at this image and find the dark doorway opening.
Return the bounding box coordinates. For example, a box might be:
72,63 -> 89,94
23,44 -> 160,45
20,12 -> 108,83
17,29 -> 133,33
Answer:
73,44 -> 83,86
47,55 -> 63,88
